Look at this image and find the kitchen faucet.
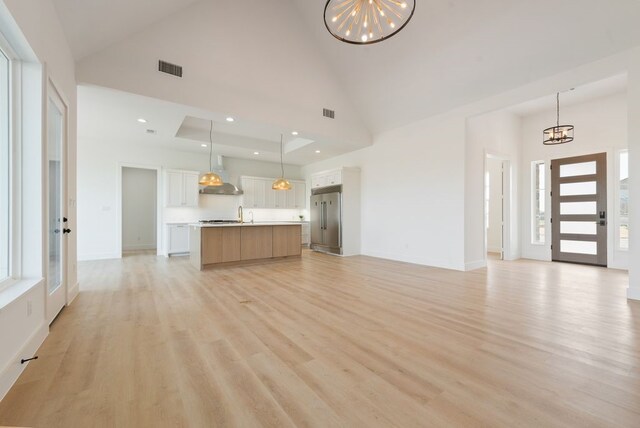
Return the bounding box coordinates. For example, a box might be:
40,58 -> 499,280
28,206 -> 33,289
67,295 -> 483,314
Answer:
238,205 -> 244,224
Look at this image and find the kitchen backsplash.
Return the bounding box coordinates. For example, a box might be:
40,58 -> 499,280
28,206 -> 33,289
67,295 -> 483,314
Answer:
163,195 -> 308,223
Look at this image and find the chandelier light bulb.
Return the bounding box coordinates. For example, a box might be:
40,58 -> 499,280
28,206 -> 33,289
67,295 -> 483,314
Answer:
324,0 -> 415,45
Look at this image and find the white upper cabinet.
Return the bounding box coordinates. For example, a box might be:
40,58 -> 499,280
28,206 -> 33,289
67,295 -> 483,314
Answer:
288,181 -> 307,209
311,169 -> 342,189
165,169 -> 200,207
240,176 -> 306,209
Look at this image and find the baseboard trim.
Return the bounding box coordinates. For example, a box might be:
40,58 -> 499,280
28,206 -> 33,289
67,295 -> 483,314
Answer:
627,287 -> 640,301
123,245 -> 157,251
465,260 -> 487,271
78,252 -> 120,261
362,250 -> 464,271
68,281 -> 80,304
0,321 -> 48,401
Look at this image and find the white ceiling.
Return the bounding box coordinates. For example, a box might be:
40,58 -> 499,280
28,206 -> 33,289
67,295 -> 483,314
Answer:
77,85 -> 338,165
61,0 -> 640,150
507,74 -> 628,117
53,0 -> 202,59
292,0 -> 640,133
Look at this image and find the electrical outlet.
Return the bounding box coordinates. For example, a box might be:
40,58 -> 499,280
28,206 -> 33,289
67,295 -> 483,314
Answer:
27,300 -> 32,317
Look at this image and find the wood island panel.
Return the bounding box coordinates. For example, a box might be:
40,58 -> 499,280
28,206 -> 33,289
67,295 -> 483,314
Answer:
240,226 -> 273,260
273,225 -> 302,257
202,228 -> 223,265
221,227 -> 241,262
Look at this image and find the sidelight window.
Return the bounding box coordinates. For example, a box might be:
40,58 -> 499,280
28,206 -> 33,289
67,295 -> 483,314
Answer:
532,161 -> 546,244
0,46 -> 9,282
619,150 -> 629,250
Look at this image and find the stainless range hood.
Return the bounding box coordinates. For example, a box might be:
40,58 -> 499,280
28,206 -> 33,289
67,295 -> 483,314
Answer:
200,182 -> 243,196
198,155 -> 243,195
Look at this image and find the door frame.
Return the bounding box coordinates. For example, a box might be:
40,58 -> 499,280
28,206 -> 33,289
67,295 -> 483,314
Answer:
483,152 -> 513,262
551,152 -> 608,266
116,163 -> 162,258
45,79 -> 68,324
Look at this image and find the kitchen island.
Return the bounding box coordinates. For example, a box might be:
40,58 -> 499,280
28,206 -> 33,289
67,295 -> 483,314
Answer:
189,222 -> 302,270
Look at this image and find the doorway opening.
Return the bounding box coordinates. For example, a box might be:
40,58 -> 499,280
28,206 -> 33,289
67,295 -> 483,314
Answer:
121,167 -> 158,256
485,156 -> 505,260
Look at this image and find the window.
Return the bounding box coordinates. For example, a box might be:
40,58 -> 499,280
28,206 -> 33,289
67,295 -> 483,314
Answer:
619,150 -> 629,250
532,161 -> 546,244
0,46 -> 9,282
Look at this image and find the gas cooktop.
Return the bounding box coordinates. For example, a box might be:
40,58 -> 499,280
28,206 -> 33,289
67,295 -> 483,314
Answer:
199,219 -> 241,224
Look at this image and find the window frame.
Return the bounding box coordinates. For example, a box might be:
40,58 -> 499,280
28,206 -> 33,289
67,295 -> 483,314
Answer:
0,30 -> 21,291
531,160 -> 546,246
616,149 -> 629,252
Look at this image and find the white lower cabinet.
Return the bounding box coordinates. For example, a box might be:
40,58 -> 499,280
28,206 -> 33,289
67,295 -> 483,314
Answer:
167,224 -> 190,255
301,223 -> 310,246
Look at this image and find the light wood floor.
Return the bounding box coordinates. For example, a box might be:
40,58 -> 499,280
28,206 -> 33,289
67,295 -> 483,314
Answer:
1,251 -> 639,427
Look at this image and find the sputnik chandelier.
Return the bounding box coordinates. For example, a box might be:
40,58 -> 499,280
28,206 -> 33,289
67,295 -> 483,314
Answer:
324,0 -> 416,45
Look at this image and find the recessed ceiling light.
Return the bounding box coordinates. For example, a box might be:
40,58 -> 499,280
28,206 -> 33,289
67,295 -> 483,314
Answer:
291,131 -> 299,136
226,117 -> 235,122
201,144 -> 207,147
254,151 -> 260,155
137,118 -> 147,123
315,150 -> 321,154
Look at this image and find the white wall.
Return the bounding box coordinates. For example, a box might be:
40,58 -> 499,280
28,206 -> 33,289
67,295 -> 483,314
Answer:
486,157 -> 503,254
303,113 -> 467,271
465,111 -> 522,268
519,91 -> 629,269
122,167 -> 157,251
0,0 -> 76,400
628,48 -> 640,299
78,136 -> 305,260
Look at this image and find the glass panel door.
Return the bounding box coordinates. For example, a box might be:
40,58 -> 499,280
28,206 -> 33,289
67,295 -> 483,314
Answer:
551,153 -> 607,266
47,85 -> 67,323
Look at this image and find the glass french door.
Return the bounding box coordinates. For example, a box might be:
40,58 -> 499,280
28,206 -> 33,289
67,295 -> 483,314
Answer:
47,85 -> 67,323
551,153 -> 607,266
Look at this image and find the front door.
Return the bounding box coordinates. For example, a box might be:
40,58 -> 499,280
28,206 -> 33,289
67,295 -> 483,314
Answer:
46,84 -> 67,323
551,152 -> 607,266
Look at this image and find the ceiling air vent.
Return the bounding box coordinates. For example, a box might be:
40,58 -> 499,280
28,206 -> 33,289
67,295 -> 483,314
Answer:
323,108 -> 335,119
158,60 -> 183,78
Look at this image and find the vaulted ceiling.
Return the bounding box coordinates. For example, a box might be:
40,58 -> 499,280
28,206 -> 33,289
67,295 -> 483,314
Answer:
54,0 -> 640,159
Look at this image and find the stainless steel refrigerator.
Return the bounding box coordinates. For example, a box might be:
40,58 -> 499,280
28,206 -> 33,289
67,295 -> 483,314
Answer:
310,187 -> 342,255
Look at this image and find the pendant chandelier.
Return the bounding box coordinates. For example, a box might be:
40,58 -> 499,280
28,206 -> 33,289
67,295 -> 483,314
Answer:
324,0 -> 416,45
272,134 -> 292,191
543,92 -> 574,145
199,120 -> 224,186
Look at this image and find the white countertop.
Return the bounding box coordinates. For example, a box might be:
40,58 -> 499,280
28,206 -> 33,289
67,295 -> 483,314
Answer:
190,221 -> 304,228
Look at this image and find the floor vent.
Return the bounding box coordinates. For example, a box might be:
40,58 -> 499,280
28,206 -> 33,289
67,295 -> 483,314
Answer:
158,60 -> 183,78
323,108 -> 335,119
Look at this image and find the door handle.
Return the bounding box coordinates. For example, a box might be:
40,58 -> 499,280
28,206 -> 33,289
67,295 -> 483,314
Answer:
323,202 -> 328,230
63,217 -> 68,223
63,228 -> 72,234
